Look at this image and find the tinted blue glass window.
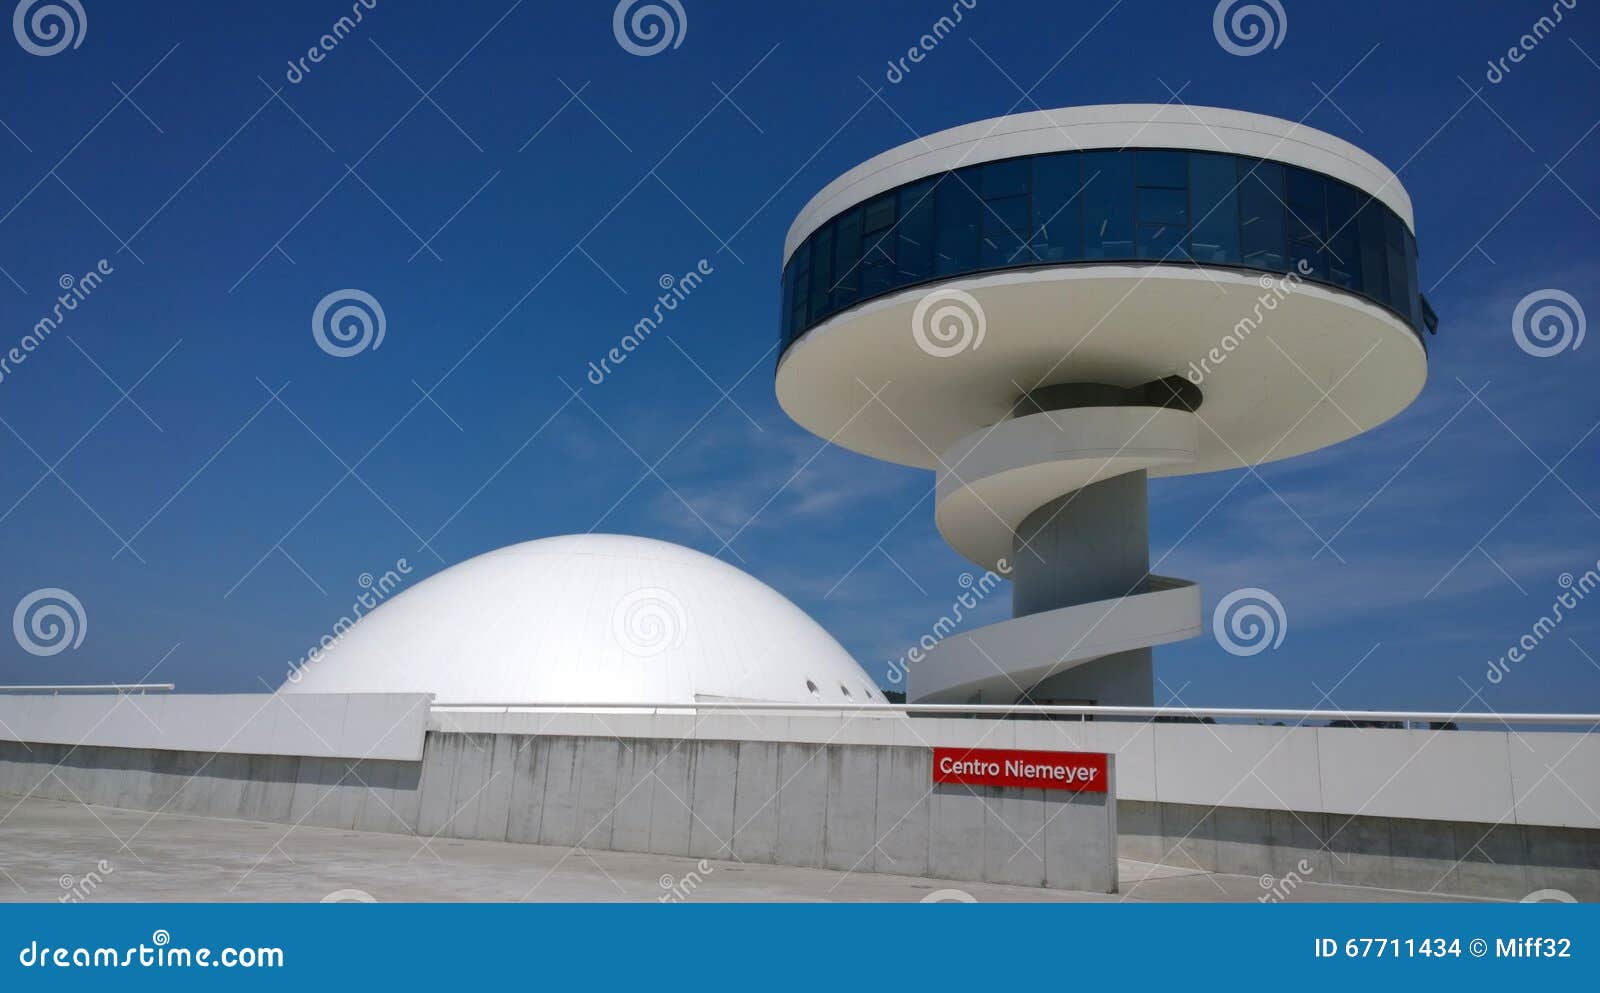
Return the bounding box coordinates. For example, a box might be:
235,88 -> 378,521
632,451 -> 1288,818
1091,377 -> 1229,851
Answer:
980,159 -> 1031,266
1137,151 -> 1188,260
1138,227 -> 1185,261
807,224 -> 832,321
1030,153 -> 1082,261
1137,197 -> 1186,258
831,208 -> 862,309
789,241 -> 809,337
1286,167 -> 1327,279
1404,227 -> 1422,329
780,260 -> 793,342
862,191 -> 896,232
1137,150 -> 1187,188
1138,187 -> 1188,225
1357,200 -> 1388,306
1187,152 -> 1239,263
859,193 -> 896,298
1083,151 -> 1134,259
1384,211 -> 1409,315
1324,182 -> 1362,289
981,158 -> 1030,199
894,179 -> 936,286
858,239 -> 893,298
935,168 -> 982,274
981,194 -> 1030,267
1238,159 -> 1285,271
782,150 -> 1425,343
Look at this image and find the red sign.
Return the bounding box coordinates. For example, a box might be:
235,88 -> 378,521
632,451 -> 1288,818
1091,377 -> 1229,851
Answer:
932,747 -> 1108,793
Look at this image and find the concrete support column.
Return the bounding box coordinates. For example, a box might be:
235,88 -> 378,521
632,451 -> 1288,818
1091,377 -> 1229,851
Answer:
1026,650 -> 1154,705
1008,471 -> 1154,706
1012,471 -> 1150,616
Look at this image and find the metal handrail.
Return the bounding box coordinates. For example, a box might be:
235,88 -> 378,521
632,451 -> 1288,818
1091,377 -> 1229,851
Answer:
428,700 -> 1600,727
0,683 -> 175,694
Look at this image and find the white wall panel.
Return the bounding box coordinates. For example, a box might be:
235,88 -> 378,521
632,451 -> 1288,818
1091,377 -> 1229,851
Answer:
431,709 -> 1598,831
0,693 -> 428,762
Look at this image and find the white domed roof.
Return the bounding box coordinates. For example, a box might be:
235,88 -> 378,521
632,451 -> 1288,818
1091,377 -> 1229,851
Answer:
281,534 -> 882,706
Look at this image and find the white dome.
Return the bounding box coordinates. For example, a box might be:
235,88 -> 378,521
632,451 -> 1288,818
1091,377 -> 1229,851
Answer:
281,534 -> 882,706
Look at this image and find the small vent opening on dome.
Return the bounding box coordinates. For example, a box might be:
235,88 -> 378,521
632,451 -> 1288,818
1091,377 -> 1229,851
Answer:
805,680 -> 820,699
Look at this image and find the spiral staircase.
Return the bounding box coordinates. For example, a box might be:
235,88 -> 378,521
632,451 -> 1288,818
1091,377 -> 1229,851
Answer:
915,387 -> 1205,705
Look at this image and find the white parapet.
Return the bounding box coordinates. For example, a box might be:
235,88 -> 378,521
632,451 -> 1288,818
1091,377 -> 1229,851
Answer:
0,692 -> 431,762
424,707 -> 1600,832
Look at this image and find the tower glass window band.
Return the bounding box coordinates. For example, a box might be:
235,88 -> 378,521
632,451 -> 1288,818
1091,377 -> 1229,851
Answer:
781,149 -> 1428,351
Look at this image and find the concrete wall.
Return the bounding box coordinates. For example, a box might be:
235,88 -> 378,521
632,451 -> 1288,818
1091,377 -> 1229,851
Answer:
0,693 -> 429,762
407,734 -> 1115,891
1118,800 -> 1600,901
430,711 -> 1600,832
0,731 -> 1118,894
4,710 -> 1596,900
0,739 -> 421,834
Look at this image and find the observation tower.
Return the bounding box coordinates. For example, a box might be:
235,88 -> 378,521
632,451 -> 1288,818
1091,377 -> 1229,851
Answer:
775,105 -> 1435,706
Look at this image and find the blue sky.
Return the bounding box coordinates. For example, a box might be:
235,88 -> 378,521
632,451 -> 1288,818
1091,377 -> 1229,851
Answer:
0,0 -> 1596,716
